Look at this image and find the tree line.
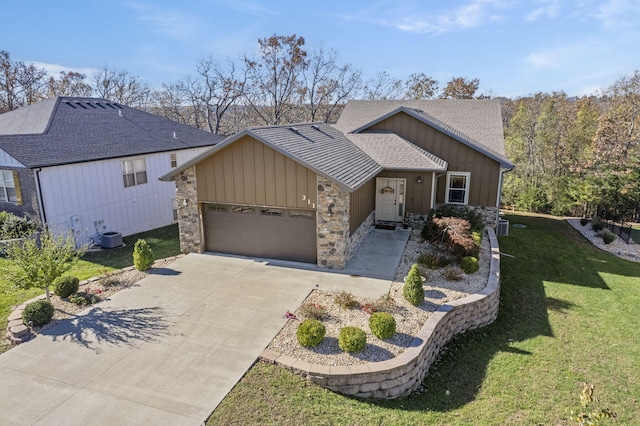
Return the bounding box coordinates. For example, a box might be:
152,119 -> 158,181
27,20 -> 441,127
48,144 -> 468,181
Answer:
0,34 -> 483,135
1,34 -> 638,219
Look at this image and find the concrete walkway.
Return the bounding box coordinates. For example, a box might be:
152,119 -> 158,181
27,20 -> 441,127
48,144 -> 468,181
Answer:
0,227 -> 409,425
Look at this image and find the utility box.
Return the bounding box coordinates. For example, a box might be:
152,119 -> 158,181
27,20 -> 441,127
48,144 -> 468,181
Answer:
497,219 -> 509,236
101,232 -> 123,249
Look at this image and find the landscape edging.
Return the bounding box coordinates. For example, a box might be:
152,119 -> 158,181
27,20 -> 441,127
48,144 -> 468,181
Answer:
260,228 -> 501,399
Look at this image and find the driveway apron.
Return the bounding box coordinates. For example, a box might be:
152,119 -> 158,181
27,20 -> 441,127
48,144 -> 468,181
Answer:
0,254 -> 321,425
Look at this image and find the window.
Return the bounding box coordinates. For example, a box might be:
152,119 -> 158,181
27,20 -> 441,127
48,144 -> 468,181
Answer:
122,158 -> 147,187
170,153 -> 177,168
0,170 -> 18,203
445,172 -> 470,205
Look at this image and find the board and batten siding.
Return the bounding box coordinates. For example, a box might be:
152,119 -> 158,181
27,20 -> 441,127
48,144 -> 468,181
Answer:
196,135 -> 318,210
349,178 -> 375,234
370,112 -> 501,207
39,146 -> 211,245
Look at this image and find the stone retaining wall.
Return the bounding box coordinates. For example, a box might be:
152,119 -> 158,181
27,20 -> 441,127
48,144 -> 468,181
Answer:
261,228 -> 501,399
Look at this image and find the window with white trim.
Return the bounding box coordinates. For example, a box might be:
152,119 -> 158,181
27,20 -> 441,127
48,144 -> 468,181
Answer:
445,172 -> 470,205
0,170 -> 17,203
122,158 -> 147,187
170,153 -> 177,168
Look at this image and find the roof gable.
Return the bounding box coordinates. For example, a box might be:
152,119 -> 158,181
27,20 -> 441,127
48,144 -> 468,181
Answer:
0,97 -> 224,168
335,99 -> 513,169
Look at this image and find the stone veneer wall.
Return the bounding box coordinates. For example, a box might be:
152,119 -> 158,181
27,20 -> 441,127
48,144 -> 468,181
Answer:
175,166 -> 202,254
261,228 -> 501,399
344,211 -> 375,261
407,205 -> 499,229
316,176 -> 350,269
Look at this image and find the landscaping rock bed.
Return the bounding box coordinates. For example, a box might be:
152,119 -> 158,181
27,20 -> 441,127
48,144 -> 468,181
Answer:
266,229 -> 491,366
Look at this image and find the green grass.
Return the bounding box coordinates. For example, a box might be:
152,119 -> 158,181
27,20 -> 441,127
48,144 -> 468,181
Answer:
0,224 -> 180,352
208,214 -> 640,425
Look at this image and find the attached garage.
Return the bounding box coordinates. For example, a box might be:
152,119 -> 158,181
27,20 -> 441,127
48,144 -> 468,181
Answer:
203,203 -> 317,263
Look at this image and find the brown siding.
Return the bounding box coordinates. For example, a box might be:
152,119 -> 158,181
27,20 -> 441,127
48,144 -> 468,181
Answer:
377,171 -> 433,214
370,112 -> 500,207
349,178 -> 375,234
196,136 -> 318,209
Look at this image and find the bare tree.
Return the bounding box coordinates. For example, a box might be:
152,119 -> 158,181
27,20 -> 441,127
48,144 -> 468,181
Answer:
440,76 -> 481,99
243,34 -> 308,125
46,71 -> 92,98
92,66 -> 151,107
361,71 -> 403,100
302,45 -> 361,123
404,72 -> 439,99
149,83 -> 192,126
0,50 -> 48,112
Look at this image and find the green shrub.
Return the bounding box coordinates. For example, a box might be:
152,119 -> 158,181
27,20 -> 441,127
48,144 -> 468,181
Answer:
460,256 -> 479,274
22,300 -> 54,326
68,292 -> 100,306
0,212 -> 37,239
369,312 -> 396,340
417,252 -> 450,269
133,239 -> 154,271
338,327 -> 366,353
298,303 -> 327,320
598,229 -> 616,244
333,291 -> 359,309
443,265 -> 463,281
403,264 -> 424,306
296,319 -> 326,347
53,275 -> 79,298
472,231 -> 483,247
591,219 -> 605,232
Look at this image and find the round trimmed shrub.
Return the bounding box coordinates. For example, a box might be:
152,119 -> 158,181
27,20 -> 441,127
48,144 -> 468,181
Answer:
133,239 -> 154,271
22,300 -> 54,327
460,256 -> 479,274
54,275 -> 79,298
403,263 -> 424,306
296,319 -> 326,347
338,326 -> 366,353
369,312 -> 396,340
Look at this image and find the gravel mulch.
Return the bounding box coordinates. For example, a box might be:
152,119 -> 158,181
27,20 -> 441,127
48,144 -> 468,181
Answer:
566,218 -> 640,263
266,229 -> 491,366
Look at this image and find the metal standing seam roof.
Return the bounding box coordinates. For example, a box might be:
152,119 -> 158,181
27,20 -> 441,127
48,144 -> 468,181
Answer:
335,99 -> 514,169
346,131 -> 447,171
0,97 -> 224,168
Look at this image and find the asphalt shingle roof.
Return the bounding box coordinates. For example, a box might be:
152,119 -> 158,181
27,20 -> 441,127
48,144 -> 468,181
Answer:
346,131 -> 447,171
335,99 -> 513,168
0,97 -> 223,168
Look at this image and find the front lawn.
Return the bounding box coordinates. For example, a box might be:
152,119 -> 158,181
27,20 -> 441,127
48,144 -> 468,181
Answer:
208,213 -> 640,425
0,224 -> 180,353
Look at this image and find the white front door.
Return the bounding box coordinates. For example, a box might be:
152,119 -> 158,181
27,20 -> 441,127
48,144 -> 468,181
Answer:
375,178 -> 406,222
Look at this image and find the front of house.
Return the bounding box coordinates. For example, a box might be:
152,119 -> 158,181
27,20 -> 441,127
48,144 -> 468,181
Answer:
162,99 -> 514,269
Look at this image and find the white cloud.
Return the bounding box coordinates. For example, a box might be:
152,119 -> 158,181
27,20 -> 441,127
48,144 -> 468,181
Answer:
345,0 -> 513,35
595,0 -> 640,30
126,2 -> 203,42
28,62 -> 97,78
526,0 -> 560,21
212,0 -> 278,16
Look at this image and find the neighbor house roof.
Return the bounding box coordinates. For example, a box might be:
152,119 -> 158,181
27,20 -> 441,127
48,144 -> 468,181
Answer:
0,97 -> 224,168
161,122 -> 383,192
346,131 -> 447,171
335,99 -> 513,169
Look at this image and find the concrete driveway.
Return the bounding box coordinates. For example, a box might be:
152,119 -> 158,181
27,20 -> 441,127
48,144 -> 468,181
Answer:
0,240 -> 402,426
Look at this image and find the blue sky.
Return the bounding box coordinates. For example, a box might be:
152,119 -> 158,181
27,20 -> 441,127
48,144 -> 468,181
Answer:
4,0 -> 639,98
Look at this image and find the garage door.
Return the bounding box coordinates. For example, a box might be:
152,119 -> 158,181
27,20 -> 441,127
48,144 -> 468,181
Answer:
203,204 -> 317,263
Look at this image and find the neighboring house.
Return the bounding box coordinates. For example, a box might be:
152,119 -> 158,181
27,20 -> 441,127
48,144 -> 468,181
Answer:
0,97 -> 223,245
161,99 -> 514,269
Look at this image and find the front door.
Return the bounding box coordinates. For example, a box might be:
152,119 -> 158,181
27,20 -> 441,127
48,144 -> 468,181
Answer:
375,178 -> 406,222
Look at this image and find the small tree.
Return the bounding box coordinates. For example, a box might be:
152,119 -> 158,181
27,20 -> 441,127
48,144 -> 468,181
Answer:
4,229 -> 86,301
403,263 -> 425,306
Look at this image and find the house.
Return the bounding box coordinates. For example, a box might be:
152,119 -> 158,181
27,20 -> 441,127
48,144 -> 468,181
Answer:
161,99 -> 514,269
0,97 -> 223,245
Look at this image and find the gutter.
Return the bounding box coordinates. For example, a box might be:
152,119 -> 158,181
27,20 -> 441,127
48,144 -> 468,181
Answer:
34,168 -> 48,227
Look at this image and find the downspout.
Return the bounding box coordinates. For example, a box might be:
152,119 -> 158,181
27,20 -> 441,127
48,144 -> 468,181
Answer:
34,168 -> 48,228
431,173 -> 445,210
496,168 -> 513,225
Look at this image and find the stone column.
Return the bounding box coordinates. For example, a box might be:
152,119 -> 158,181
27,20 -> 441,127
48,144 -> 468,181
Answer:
175,166 -> 202,253
316,176 -> 350,269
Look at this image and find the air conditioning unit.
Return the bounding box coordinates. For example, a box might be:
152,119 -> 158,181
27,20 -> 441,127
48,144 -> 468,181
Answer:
101,232 -> 123,248
497,219 -> 509,236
